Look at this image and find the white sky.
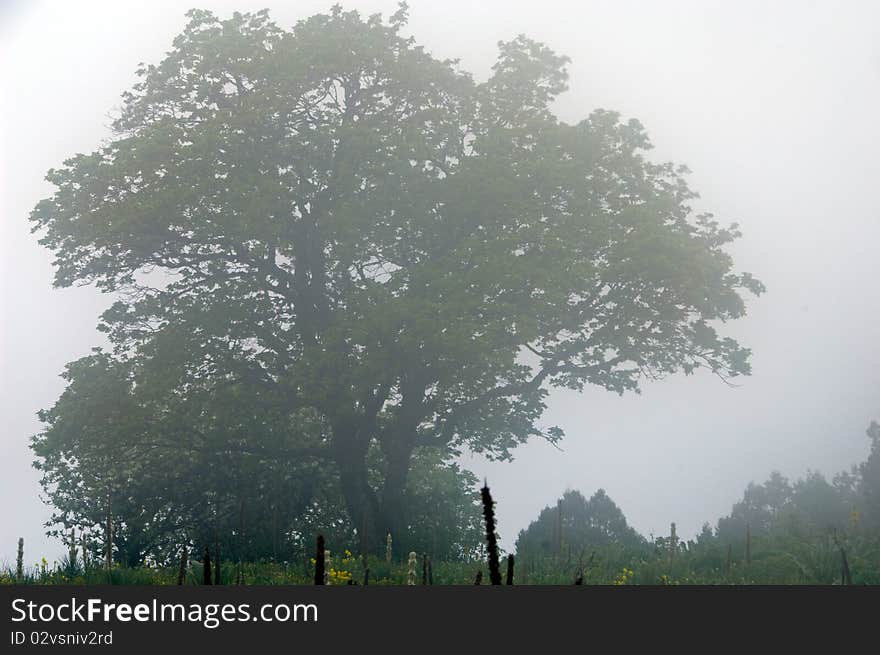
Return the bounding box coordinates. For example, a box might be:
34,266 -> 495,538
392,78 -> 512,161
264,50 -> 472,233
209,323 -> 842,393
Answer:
2,0 -> 879,561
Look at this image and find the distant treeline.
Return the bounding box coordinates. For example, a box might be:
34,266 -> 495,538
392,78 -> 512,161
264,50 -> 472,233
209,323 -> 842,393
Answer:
23,420 -> 880,586
513,421 -> 880,584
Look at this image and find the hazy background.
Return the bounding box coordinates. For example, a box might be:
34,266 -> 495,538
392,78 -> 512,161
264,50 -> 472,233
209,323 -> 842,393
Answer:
2,0 -> 878,561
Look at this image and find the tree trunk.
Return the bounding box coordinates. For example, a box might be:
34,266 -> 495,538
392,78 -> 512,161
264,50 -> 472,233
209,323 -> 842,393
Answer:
334,435 -> 381,553
378,439 -> 415,556
333,388 -> 423,556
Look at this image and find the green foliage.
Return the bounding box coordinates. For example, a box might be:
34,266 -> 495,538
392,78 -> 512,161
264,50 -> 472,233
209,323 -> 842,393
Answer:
6,502 -> 880,586
32,361 -> 484,564
859,421 -> 880,528
515,489 -> 644,560
508,423 -> 880,585
31,3 -> 762,552
687,421 -> 880,584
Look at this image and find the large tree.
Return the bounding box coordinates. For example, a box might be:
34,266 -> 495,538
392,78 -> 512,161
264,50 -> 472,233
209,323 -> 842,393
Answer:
31,5 -> 763,552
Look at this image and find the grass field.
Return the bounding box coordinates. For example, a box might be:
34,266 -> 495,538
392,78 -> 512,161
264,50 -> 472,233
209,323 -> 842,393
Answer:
6,535 -> 879,585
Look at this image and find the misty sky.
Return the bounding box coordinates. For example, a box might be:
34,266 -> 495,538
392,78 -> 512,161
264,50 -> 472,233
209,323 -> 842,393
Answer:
2,0 -> 878,561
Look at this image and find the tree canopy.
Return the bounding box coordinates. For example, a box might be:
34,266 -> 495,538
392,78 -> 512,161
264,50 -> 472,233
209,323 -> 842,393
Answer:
31,4 -> 763,554
515,489 -> 644,559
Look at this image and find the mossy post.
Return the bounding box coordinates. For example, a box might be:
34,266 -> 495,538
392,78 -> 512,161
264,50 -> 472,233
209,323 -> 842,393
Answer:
177,546 -> 188,585
68,527 -> 77,569
202,546 -> 212,585
16,538 -> 24,582
669,522 -> 678,561
314,535 -> 325,585
833,533 -> 852,585
556,499 -> 563,555
407,552 -> 417,585
745,523 -> 751,566
481,481 -> 502,585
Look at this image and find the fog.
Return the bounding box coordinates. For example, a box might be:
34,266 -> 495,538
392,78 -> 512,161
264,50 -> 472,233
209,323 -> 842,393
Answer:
1,0 -> 878,562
